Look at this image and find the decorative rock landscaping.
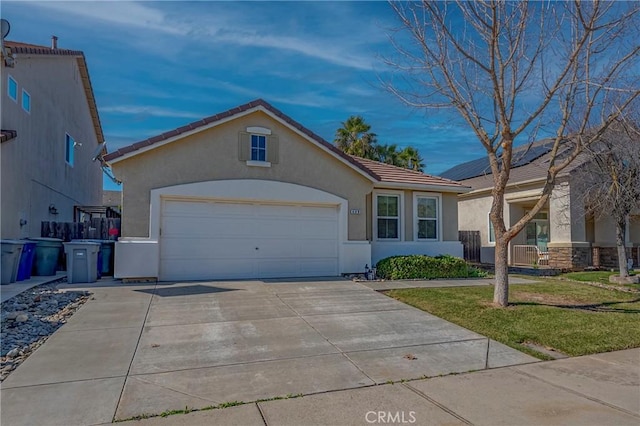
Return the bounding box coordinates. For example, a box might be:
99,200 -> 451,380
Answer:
1,282 -> 91,381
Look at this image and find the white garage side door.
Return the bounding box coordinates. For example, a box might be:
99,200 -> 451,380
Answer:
159,199 -> 339,281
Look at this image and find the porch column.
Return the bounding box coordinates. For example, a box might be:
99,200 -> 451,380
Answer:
548,180 -> 590,270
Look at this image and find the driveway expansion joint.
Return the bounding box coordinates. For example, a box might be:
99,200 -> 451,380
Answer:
112,281 -> 157,423
273,292 -> 377,384
402,382 -> 474,425
512,367 -> 640,418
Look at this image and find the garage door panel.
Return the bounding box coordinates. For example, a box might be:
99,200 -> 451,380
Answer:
296,206 -> 338,219
163,217 -> 258,238
255,239 -> 301,258
253,220 -> 301,238
300,258 -> 339,275
300,241 -> 339,257
163,200 -> 210,216
161,238 -> 256,259
298,221 -> 337,238
160,198 -> 339,281
161,259 -> 254,281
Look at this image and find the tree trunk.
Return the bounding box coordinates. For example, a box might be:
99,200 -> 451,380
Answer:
493,238 -> 510,307
616,218 -> 629,278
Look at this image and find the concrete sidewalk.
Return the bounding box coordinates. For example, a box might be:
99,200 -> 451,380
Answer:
360,276 -> 536,291
120,348 -> 640,426
0,272 -> 66,302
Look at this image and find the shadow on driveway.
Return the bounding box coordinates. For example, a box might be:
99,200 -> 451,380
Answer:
136,285 -> 240,297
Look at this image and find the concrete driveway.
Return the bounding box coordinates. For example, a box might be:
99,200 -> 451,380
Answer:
1,278 -> 537,425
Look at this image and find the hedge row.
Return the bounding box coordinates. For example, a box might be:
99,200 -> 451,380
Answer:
375,254 -> 486,280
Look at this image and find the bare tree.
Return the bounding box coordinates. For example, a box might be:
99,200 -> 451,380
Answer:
575,113 -> 640,278
385,1 -> 640,306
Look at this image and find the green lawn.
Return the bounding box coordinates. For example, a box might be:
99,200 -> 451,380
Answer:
386,280 -> 640,359
562,270 -> 640,290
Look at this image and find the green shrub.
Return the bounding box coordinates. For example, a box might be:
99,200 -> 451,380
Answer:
375,254 -> 486,280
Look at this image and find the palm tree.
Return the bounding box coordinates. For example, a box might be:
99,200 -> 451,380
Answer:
373,143 -> 400,165
398,146 -> 425,172
334,116 -> 377,158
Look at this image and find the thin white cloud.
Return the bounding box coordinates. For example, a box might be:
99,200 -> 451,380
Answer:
101,105 -> 203,119
27,1 -> 185,35
213,30 -> 374,70
23,1 -> 377,70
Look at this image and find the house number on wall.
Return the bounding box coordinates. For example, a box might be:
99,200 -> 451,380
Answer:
350,209 -> 361,215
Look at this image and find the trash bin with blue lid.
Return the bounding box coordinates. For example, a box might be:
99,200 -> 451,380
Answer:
16,241 -> 37,281
1,240 -> 25,284
28,237 -> 63,276
64,242 -> 101,283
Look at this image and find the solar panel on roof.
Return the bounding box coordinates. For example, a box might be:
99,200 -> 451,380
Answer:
439,141 -> 555,181
511,143 -> 554,168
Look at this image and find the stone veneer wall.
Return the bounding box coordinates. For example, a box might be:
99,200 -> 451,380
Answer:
594,246 -> 637,269
548,246 -> 591,270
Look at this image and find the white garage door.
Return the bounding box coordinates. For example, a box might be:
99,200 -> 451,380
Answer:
159,199 -> 339,281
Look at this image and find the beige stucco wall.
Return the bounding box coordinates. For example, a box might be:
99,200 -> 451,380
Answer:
441,193 -> 459,241
112,110 -> 374,240
1,55 -> 103,239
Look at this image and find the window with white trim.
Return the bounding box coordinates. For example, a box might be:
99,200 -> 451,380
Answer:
376,195 -> 400,239
488,213 -> 495,244
7,76 -> 17,102
22,89 -> 31,113
251,134 -> 266,162
415,196 -> 438,240
65,134 -> 74,166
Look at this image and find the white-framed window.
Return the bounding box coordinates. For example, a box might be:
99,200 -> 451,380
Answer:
21,89 -> 31,113
376,193 -> 401,240
488,212 -> 495,244
251,134 -> 267,162
7,75 -> 17,102
414,193 -> 440,241
65,133 -> 74,166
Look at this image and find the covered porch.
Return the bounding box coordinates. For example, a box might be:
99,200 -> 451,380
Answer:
505,181 -> 639,270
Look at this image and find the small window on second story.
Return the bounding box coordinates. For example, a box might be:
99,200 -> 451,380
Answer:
251,134 -> 266,162
7,76 -> 17,102
22,89 -> 31,113
66,134 -> 75,166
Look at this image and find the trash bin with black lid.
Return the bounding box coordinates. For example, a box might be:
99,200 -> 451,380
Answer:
1,240 -> 25,284
28,237 -> 63,276
63,242 -> 101,283
72,239 -> 115,276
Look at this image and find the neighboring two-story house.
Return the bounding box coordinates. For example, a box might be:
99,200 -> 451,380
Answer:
1,38 -> 104,239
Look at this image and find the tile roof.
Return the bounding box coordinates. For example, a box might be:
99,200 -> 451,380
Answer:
104,99 -> 468,192
1,129 -> 17,143
348,155 -> 468,189
4,41 -> 84,56
4,40 -> 104,144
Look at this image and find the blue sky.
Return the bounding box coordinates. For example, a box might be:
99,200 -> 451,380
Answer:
3,1 -> 485,190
